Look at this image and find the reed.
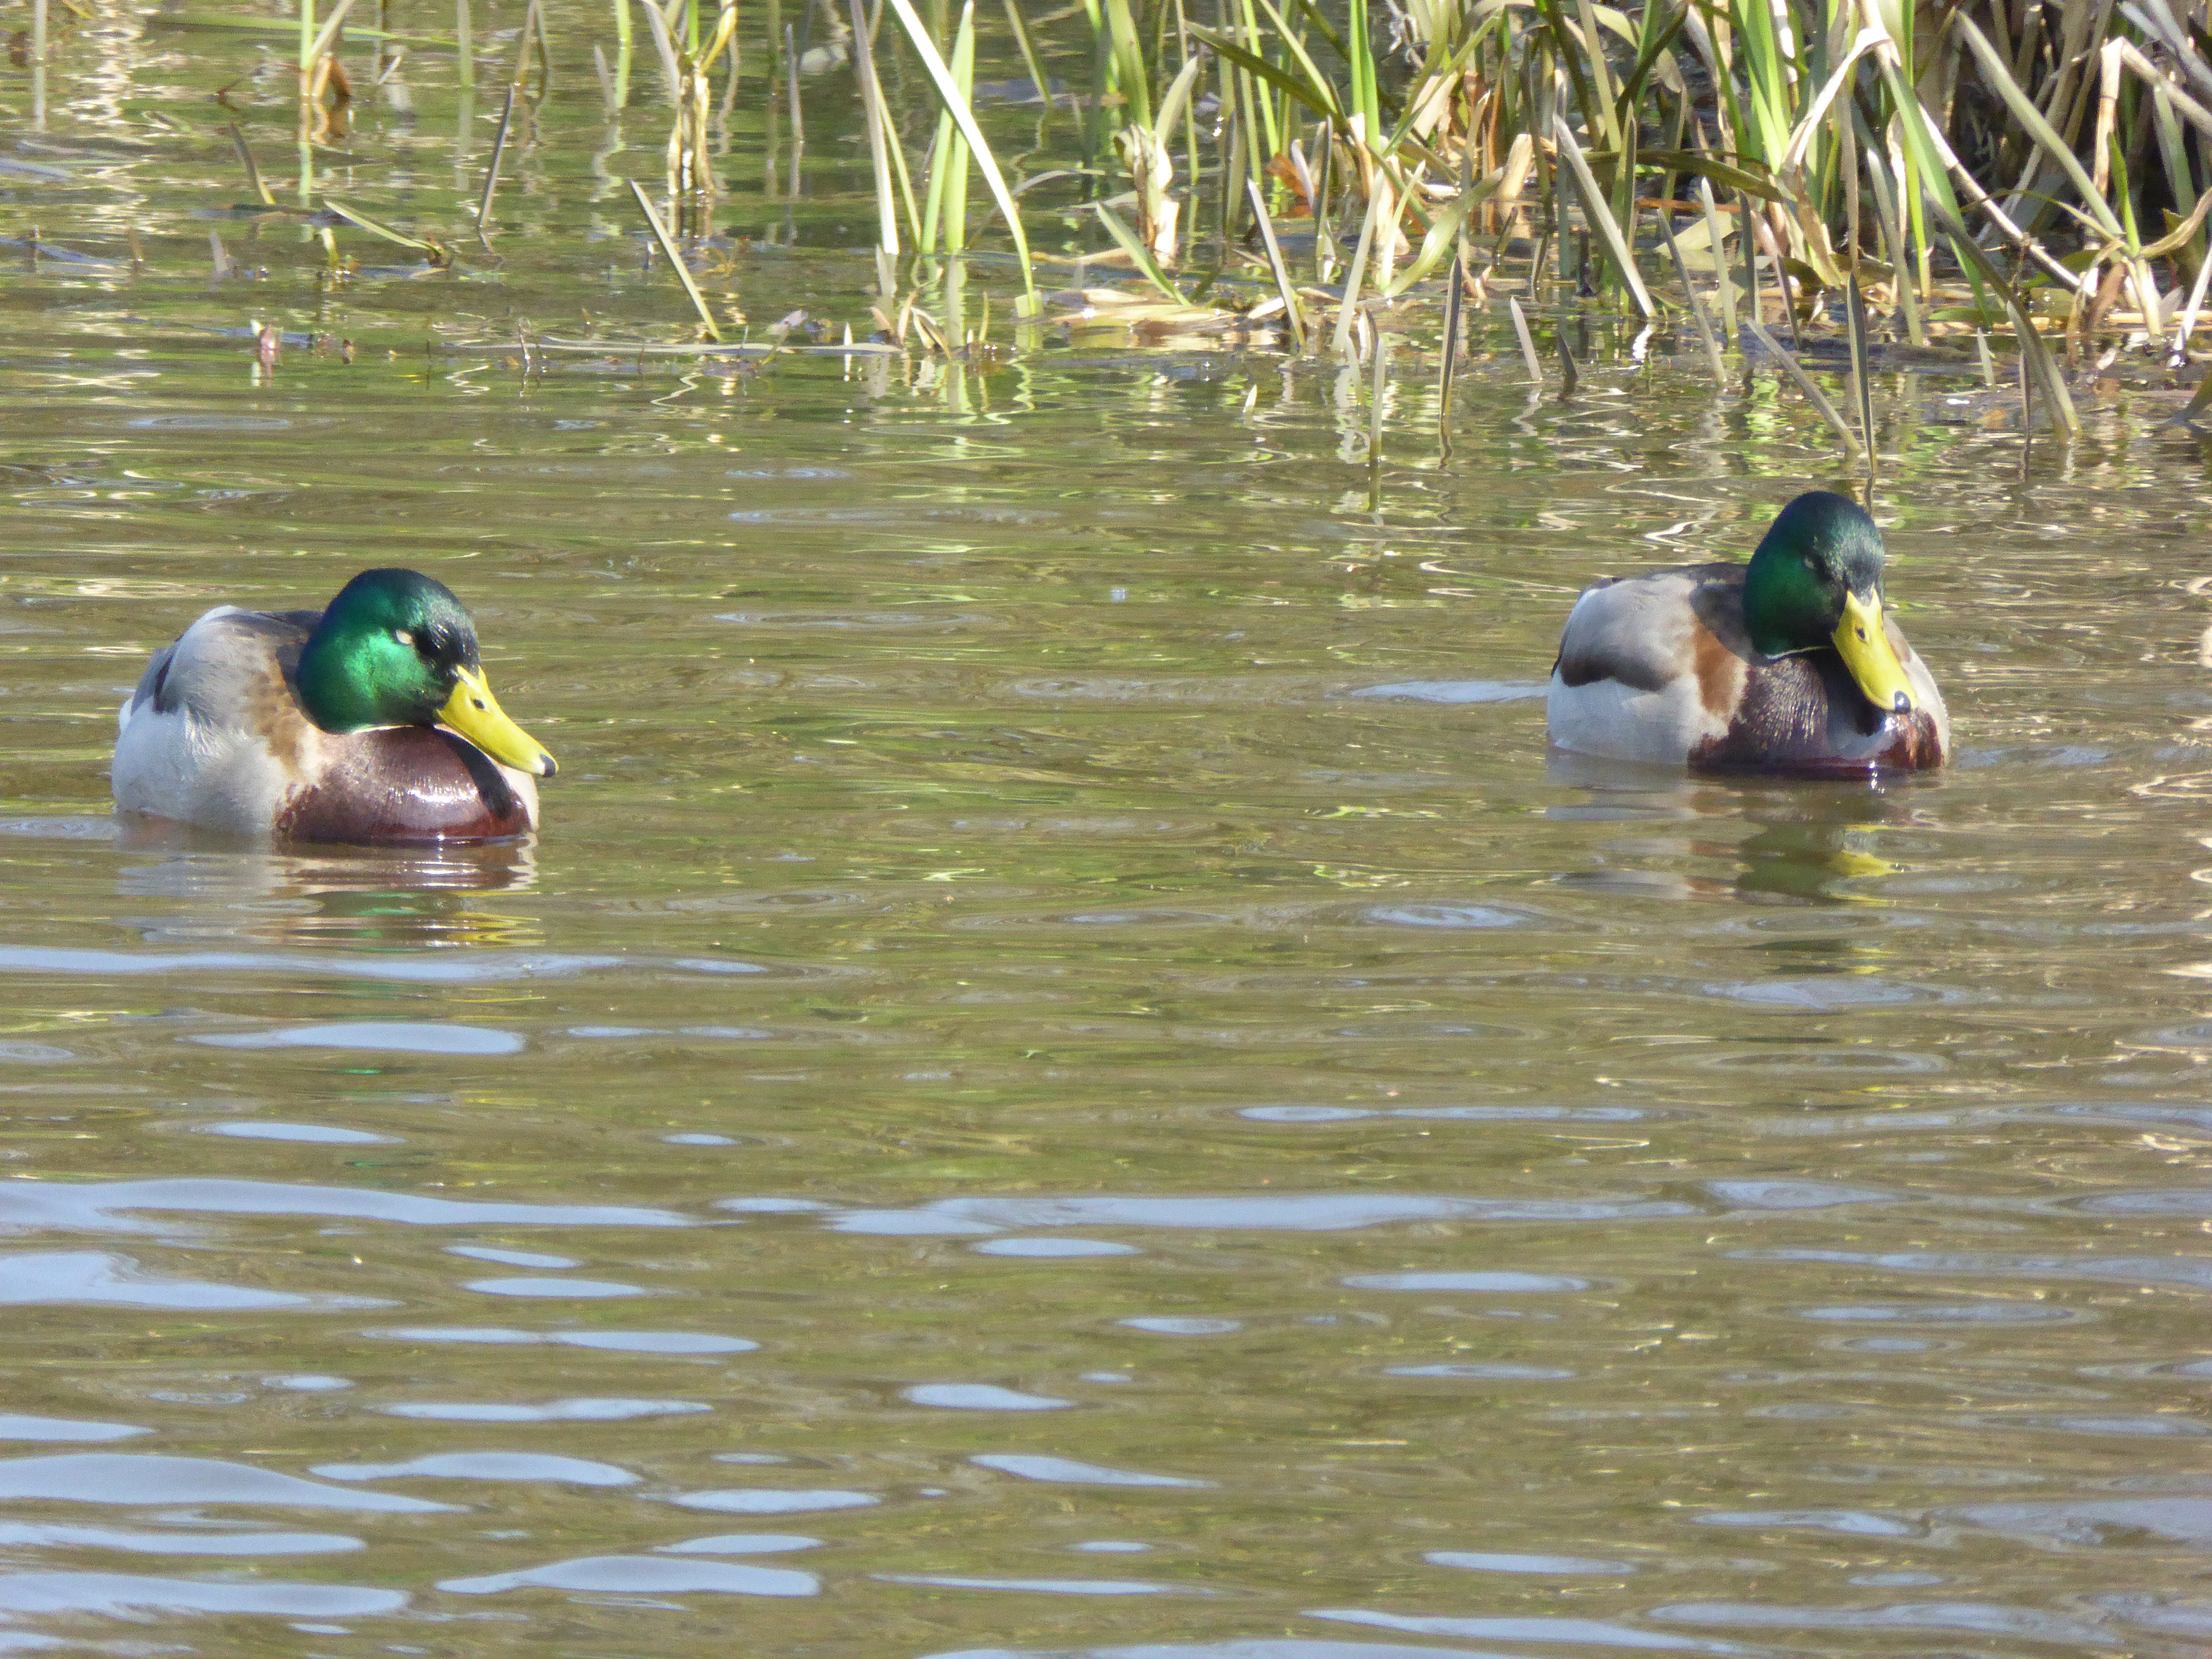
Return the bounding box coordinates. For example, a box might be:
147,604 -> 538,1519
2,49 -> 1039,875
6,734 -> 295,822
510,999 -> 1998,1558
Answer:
885,0 -> 1036,306
628,176 -> 725,339
157,0 -> 2212,454
984,0 -> 2206,446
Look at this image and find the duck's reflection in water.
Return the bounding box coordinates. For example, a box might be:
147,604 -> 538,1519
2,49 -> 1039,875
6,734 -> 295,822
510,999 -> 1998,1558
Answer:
1546,752 -> 1926,906
114,820 -> 540,951
1730,782 -> 1913,905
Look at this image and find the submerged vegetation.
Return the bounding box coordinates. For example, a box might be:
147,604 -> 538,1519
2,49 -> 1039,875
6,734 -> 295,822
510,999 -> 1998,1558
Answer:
12,0 -> 2212,450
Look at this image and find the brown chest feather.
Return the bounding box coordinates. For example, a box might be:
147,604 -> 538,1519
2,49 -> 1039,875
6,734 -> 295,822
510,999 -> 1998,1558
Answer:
1691,650 -> 1942,776
277,727 -> 530,844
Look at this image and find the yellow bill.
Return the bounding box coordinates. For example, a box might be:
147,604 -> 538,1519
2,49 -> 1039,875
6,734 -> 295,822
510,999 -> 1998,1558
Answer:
439,665 -> 557,777
1833,590 -> 1916,716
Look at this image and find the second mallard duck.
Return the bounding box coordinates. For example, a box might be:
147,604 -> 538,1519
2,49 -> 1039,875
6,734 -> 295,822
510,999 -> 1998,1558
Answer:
113,568 -> 557,842
1546,491 -> 1948,775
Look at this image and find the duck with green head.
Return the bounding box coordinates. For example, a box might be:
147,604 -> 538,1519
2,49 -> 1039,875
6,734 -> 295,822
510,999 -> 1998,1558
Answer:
113,568 -> 558,841
1546,491 -> 1948,773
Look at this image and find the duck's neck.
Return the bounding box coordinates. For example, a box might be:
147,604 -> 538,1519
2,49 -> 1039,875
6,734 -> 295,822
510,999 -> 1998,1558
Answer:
296,626 -> 425,732
1742,546 -> 1836,659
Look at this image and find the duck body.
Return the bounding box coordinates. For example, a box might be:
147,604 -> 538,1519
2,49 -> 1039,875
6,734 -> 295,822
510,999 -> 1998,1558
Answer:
113,572 -> 555,844
1546,492 -> 1948,776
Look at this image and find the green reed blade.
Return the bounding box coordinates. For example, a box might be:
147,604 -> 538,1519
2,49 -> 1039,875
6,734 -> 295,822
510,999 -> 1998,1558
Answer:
1368,320 -> 1387,502
1153,41 -> 1208,141
1253,0 -> 1341,121
1508,292 -> 1542,383
223,113 -> 275,206
1246,175 -> 1306,351
2162,370 -> 2212,428
1626,150 -> 1791,206
1330,168 -> 1386,357
1189,25 -> 1341,121
1385,174 -> 1494,298
1100,0 -> 1151,128
918,2 -> 975,254
1855,118 -> 1921,347
852,0 -> 899,254
1001,0 -> 1054,125
1551,112 -> 1653,317
1846,273 -> 1877,499
326,197 -> 441,255
636,0 -> 681,104
1923,192 -> 2077,437
1743,314 -> 1861,460
1952,13 -> 2125,243
1612,1 -> 1688,136
1235,0 -> 1279,160
882,0 -> 1036,306
1346,0 -> 1378,139
942,4 -> 974,256
1092,202 -> 1181,301
1437,252 -> 1462,442
1656,205 -> 1725,384
628,176 -> 723,340
475,84 -> 516,231
1693,174 -> 1738,349
1569,0 -> 1621,152
305,0 -> 357,68
605,0 -> 626,102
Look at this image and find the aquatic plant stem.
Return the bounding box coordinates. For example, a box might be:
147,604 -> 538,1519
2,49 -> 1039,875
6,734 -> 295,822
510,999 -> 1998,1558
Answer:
1247,176 -> 1306,351
628,176 -> 724,340
852,0 -> 898,255
881,0 -> 1036,307
1331,178 -> 1385,358
1509,293 -> 1542,382
476,85 -> 517,235
1657,207 -> 1725,384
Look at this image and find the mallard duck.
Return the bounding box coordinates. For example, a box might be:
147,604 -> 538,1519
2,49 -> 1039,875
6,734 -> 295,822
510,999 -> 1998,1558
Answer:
1546,491 -> 1947,774
113,569 -> 557,842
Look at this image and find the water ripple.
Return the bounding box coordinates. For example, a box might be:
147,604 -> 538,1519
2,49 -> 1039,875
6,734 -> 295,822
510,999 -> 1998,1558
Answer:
313,1453 -> 638,1485
1308,1609 -> 1748,1651
815,1193 -> 1698,1235
0,1573 -> 406,1617
0,1414 -> 147,1443
384,1398 -> 708,1423
0,1251 -> 370,1311
441,1555 -> 819,1596
0,1454 -> 459,1512
971,1455 -> 1211,1488
0,1179 -> 691,1234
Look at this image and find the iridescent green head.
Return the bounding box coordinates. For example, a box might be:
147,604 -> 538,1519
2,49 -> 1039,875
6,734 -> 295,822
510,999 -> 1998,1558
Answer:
1741,491 -> 1917,714
294,569 -> 556,776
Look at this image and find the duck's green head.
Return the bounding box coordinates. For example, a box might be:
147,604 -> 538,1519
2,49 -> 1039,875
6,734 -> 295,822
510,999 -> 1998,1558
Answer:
1742,490 -> 1918,715
294,569 -> 556,777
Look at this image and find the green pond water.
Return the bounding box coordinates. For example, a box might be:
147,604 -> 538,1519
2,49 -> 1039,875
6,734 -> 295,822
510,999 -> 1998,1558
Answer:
5,5 -> 2212,1656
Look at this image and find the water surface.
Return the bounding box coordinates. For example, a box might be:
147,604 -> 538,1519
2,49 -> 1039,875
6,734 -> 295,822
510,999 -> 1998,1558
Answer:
4,8 -> 2212,1656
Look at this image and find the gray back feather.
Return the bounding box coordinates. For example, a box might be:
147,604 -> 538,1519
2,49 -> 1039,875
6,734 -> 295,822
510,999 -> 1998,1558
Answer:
139,607 -> 320,723
1555,564 -> 1742,692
